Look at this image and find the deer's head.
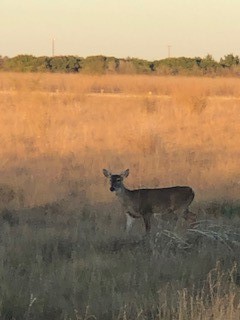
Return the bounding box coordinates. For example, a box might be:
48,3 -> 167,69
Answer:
102,169 -> 129,192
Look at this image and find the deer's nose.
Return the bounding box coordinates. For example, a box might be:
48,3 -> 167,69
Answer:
110,186 -> 115,192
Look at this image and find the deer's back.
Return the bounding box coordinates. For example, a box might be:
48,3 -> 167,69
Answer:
127,186 -> 194,213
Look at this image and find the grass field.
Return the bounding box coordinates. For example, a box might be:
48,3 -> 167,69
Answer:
0,73 -> 240,319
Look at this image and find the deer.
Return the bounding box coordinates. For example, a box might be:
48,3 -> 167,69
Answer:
102,169 -> 195,234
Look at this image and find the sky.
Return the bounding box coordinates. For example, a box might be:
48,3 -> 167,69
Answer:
1,0 -> 240,61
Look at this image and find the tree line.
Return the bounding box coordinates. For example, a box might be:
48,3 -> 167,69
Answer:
0,53 -> 239,76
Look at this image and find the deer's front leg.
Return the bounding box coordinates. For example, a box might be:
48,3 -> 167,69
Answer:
125,212 -> 135,233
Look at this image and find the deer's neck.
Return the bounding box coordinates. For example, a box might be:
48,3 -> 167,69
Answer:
115,183 -> 130,199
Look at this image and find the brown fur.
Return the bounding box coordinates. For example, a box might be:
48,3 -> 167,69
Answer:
103,169 -> 195,233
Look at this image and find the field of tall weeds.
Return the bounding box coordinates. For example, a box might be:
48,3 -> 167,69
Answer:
0,72 -> 240,319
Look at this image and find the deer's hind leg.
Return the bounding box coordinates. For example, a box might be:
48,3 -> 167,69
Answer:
143,214 -> 152,234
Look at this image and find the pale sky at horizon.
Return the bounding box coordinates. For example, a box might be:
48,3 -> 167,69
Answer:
1,0 -> 240,61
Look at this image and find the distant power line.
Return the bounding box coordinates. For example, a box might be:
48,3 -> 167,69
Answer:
52,38 -> 55,57
167,45 -> 171,58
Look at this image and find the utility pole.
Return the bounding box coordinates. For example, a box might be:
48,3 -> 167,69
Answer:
52,38 -> 55,57
167,45 -> 171,58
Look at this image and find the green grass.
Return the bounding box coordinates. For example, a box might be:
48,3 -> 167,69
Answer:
0,199 -> 240,320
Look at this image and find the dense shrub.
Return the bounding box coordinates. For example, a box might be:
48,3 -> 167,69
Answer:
1,53 -> 240,76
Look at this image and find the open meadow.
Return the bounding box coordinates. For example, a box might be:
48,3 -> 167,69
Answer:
0,73 -> 240,319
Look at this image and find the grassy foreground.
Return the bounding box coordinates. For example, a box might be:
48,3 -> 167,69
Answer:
0,73 -> 240,319
1,201 -> 240,320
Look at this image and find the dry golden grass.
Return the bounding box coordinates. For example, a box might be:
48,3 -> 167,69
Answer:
0,72 -> 240,206
1,72 -> 240,319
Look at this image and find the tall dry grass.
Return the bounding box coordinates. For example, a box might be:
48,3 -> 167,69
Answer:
0,73 -> 239,206
0,72 -> 240,319
0,202 -> 240,320
1,72 -> 240,96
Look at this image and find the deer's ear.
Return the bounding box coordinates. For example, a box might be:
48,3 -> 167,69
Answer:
121,169 -> 129,178
103,169 -> 111,178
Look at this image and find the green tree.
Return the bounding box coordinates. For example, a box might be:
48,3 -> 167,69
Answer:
131,58 -> 152,74
47,56 -> 69,72
106,57 -> 119,73
0,55 -> 4,69
45,56 -> 82,73
81,56 -> 107,74
3,55 -> 37,72
117,58 -> 136,74
154,57 -> 200,75
199,54 -> 219,74
220,54 -> 239,68
66,56 -> 82,72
